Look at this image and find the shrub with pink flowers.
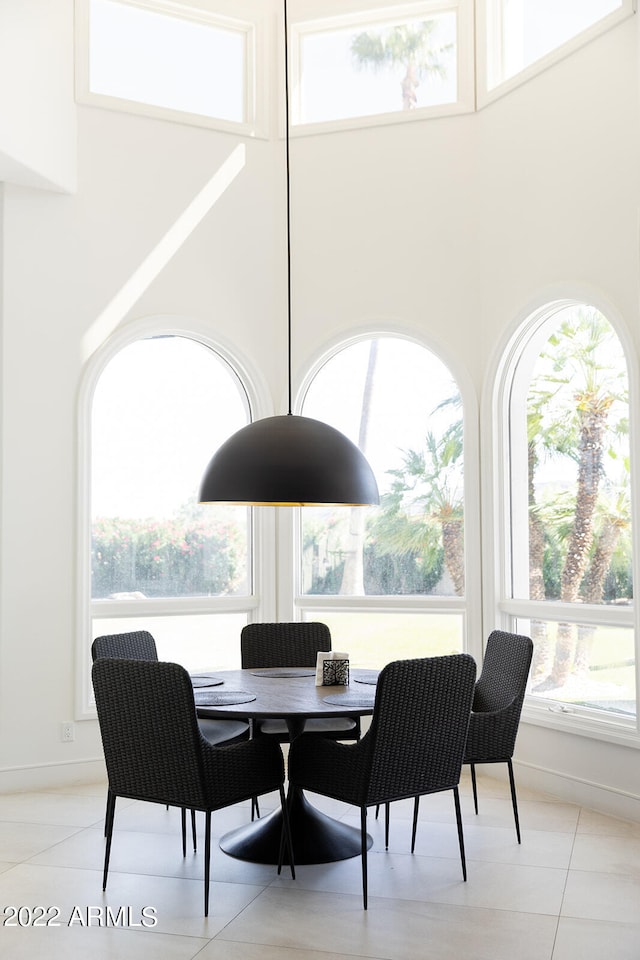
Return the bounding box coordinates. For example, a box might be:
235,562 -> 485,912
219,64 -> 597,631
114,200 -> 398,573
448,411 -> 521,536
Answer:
91,513 -> 246,598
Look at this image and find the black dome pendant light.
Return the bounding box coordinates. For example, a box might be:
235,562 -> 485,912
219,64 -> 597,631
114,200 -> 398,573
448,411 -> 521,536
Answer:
198,0 -> 379,507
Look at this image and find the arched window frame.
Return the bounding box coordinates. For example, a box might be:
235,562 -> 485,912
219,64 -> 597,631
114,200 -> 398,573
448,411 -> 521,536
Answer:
75,315 -> 276,717
282,327 -> 482,663
487,295 -> 640,747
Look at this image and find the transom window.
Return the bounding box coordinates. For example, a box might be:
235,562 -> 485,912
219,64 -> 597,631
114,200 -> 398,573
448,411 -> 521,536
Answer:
75,0 -> 635,133
76,0 -> 256,131
484,0 -> 627,91
292,2 -> 469,127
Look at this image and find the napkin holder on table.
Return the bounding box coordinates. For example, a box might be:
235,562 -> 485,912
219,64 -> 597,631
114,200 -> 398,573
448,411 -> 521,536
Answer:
315,650 -> 349,686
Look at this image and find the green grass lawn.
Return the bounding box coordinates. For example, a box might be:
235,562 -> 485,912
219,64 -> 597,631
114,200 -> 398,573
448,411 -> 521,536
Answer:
316,611 -> 464,670
312,611 -> 636,717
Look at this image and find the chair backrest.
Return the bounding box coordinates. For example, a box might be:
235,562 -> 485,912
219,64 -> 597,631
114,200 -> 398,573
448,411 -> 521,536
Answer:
91,630 -> 158,663
472,630 -> 533,714
240,622 -> 331,669
366,654 -> 477,803
92,658 -> 206,809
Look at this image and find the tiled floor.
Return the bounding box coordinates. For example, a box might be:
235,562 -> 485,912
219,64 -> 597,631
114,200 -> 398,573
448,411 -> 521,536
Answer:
0,770 -> 639,959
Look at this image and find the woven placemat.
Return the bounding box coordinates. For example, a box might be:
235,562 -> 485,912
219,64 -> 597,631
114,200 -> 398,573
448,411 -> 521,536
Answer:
323,693 -> 375,707
194,690 -> 256,705
354,676 -> 378,685
190,675 -> 224,687
250,668 -> 315,678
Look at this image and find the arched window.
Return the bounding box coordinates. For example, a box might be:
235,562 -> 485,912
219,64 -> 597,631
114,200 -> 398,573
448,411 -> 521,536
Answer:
294,334 -> 479,669
85,332 -> 257,693
497,302 -> 636,729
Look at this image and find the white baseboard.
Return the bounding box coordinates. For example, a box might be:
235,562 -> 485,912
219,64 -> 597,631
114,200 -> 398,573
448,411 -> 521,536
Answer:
0,758 -> 106,794
510,760 -> 640,823
1,756 -> 639,824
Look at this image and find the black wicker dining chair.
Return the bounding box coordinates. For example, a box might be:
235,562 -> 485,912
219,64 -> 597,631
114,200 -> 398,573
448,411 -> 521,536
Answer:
91,630 -> 249,849
241,621 -> 361,819
288,654 -> 477,909
92,657 -> 294,917
92,631 -> 250,747
240,621 -> 361,741
463,629 -> 533,842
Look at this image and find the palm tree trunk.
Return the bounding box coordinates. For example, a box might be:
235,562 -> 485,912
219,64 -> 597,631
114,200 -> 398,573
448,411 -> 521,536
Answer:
442,519 -> 464,596
575,519 -> 621,674
340,340 -> 378,596
548,403 -> 608,686
401,63 -> 418,109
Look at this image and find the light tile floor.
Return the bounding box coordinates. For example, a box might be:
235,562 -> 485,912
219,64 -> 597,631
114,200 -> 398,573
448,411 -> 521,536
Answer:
0,770 -> 639,959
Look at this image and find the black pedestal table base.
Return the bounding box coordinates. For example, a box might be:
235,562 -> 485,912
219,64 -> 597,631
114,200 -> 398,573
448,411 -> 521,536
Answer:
220,788 -> 372,865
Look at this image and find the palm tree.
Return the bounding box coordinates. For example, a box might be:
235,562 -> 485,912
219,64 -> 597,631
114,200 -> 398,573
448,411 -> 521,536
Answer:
372,419 -> 464,596
575,483 -> 631,675
351,21 -> 452,111
529,310 -> 629,689
526,397 -> 576,679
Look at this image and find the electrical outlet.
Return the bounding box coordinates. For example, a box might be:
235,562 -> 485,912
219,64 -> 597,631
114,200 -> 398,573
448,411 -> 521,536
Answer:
61,721 -> 75,742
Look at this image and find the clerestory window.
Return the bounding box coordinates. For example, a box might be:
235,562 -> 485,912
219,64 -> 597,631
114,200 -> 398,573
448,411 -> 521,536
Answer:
75,0 -> 264,135
481,0 -> 629,96
291,1 -> 474,129
75,1 -> 635,135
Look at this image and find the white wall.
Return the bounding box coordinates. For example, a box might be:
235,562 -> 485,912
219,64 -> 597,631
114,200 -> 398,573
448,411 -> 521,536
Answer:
0,2 -> 284,785
0,0 -> 76,192
0,3 -> 639,816
476,21 -> 640,359
477,20 -> 640,822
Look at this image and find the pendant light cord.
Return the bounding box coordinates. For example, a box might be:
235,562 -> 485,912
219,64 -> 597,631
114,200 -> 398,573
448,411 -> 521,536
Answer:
284,0 -> 293,416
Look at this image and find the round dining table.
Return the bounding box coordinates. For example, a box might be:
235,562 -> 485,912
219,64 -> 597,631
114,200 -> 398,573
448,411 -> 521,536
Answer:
192,665 -> 379,865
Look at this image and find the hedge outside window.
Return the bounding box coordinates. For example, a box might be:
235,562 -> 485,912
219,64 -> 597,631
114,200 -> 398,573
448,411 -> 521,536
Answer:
91,335 -> 251,601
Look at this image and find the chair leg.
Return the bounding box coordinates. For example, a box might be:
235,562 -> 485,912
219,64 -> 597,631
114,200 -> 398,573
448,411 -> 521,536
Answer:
103,790 -> 116,891
384,802 -> 390,850
204,811 -> 212,918
470,762 -> 478,814
360,807 -> 368,910
453,786 -> 467,881
507,759 -> 522,843
181,808 -> 187,857
411,796 -> 420,853
191,808 -> 197,852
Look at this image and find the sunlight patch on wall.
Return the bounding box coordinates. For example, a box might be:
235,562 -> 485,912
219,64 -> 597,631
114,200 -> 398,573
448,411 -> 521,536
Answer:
82,143 -> 246,360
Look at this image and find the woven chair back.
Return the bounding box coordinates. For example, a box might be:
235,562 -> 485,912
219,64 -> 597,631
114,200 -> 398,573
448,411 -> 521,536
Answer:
366,654 -> 477,803
91,630 -> 158,663
472,630 -> 533,714
241,622 -> 331,669
92,658 -> 206,809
